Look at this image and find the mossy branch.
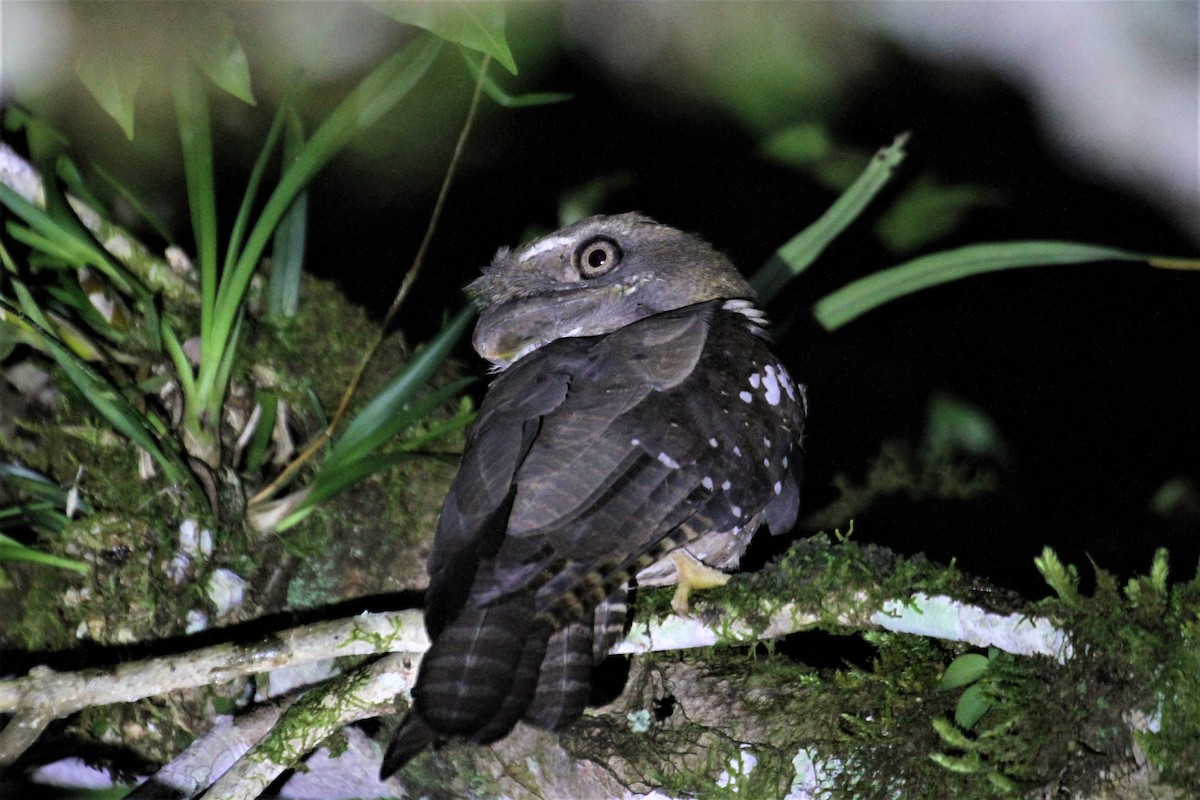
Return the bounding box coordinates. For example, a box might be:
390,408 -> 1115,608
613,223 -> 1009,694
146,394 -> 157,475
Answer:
1,537 -> 1070,792
0,610 -> 426,766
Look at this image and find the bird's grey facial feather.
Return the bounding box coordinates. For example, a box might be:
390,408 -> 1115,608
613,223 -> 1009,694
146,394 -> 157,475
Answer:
470,213 -> 757,369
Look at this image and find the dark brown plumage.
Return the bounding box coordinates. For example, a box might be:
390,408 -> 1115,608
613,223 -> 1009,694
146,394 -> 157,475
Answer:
380,213 -> 806,777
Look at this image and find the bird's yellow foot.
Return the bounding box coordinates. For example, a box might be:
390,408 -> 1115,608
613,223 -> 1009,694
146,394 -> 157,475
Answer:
670,550 -> 730,616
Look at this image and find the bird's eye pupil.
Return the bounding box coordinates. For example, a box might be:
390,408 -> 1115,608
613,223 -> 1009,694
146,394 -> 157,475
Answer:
587,248 -> 608,268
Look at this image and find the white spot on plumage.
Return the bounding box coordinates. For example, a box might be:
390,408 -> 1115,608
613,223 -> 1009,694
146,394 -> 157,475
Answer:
708,438 -> 719,448
763,458 -> 770,468
774,481 -> 783,495
520,234 -> 574,260
732,506 -> 742,518
733,446 -> 742,457
631,438 -> 640,446
658,452 -> 680,469
702,477 -> 714,491
763,436 -> 771,448
782,455 -> 789,469
749,373 -> 761,388
739,390 -> 753,403
761,365 -> 782,406
721,479 -> 732,491
777,365 -> 798,401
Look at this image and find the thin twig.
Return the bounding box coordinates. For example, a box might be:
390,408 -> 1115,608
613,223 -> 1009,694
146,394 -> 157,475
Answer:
0,610 -> 426,766
249,55 -> 492,507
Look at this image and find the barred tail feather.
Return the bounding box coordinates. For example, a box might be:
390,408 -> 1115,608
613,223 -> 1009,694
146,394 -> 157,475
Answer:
414,598 -> 539,736
379,713 -> 434,779
523,619 -> 595,730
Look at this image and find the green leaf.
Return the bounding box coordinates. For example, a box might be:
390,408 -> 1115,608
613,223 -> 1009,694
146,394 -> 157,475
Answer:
243,390 -> 278,475
925,393 -> 1006,461
0,504 -> 70,536
323,371 -> 472,475
225,97 -> 290,280
0,298 -> 191,485
75,44 -> 142,139
53,156 -> 108,216
0,463 -> 74,508
940,653 -> 990,689
374,1 -> 517,74
0,535 -> 89,573
267,109 -> 308,318
186,10 -> 256,105
953,683 -> 992,730
286,451 -> 413,525
0,182 -> 143,299
752,133 -> 909,304
760,123 -> 831,168
73,59 -> 140,141
310,308 -> 474,504
460,49 -> 571,108
814,241 -> 1149,332
3,107 -> 70,163
876,175 -> 998,254
173,64 -> 219,349
204,34 -> 442,394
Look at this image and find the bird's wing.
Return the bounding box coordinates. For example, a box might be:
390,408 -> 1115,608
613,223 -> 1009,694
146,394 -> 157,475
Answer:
422,339 -> 589,638
480,302 -> 803,619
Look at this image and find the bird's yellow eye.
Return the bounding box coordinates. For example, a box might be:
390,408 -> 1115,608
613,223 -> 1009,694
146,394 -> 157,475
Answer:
574,236 -> 622,279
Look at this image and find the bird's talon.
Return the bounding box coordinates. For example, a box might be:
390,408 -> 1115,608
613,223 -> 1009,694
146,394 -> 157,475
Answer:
670,551 -> 730,616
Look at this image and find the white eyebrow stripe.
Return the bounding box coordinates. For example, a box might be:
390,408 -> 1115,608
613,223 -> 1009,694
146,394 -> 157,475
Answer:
519,235 -> 575,260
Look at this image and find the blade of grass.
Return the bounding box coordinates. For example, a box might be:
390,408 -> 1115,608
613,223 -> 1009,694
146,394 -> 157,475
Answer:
813,241 -> 1150,331
160,316 -> 197,400
0,298 -> 191,484
459,49 -> 570,108
394,404 -> 475,452
266,108 -> 308,318
0,505 -> 70,534
751,132 -> 909,304
0,533 -> 89,572
173,63 -> 219,348
206,310 -> 244,425
249,43 -> 482,509
286,450 -> 416,523
53,156 -> 108,214
41,145 -> 160,349
0,183 -> 142,298
0,463 -> 76,508
281,398 -> 475,530
224,97 -> 290,280
321,374 -> 473,475
200,35 -> 443,412
46,281 -> 128,344
5,222 -> 86,266
242,390 -> 278,474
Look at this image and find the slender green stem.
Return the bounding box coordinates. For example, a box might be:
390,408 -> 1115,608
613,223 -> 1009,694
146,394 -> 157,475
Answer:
173,64 -> 219,351
224,98 -> 291,279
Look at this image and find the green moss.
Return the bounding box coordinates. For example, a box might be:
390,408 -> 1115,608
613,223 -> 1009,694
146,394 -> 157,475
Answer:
588,539 -> 1198,797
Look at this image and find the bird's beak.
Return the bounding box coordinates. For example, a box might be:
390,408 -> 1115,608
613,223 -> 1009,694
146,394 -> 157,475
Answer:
472,288 -> 620,369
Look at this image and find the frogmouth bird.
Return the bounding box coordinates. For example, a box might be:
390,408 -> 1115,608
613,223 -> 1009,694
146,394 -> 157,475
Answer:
380,213 -> 806,776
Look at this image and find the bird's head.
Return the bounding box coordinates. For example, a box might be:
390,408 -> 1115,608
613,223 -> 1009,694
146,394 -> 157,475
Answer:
469,213 -> 755,369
